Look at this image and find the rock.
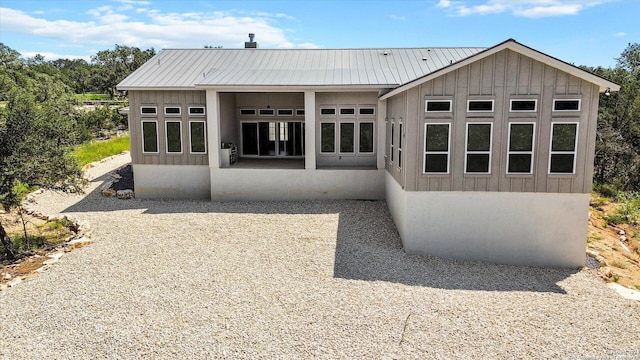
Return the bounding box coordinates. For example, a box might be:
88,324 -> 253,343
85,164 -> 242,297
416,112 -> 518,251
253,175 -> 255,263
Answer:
600,267 -> 613,279
67,236 -> 92,249
100,181 -> 113,191
102,188 -> 117,197
2,272 -> 11,280
33,189 -> 44,195
619,229 -> 626,236
82,163 -> 95,171
620,235 -> 627,242
7,277 -> 22,287
0,283 -> 7,291
24,195 -> 36,203
110,173 -> 122,180
117,189 -> 134,199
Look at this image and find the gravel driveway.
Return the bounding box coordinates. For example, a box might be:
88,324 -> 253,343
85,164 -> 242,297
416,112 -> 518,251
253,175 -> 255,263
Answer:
1,154 -> 639,359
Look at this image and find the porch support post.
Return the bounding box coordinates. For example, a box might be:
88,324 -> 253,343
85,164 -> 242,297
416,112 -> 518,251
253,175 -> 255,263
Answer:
377,98 -> 387,169
304,90 -> 316,170
206,89 -> 221,169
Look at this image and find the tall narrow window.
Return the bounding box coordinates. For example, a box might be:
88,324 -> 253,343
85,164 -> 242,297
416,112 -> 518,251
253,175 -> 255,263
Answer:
359,122 -> 374,153
321,123 -> 335,153
390,121 -> 395,163
398,122 -> 403,168
424,123 -> 450,174
142,121 -> 158,153
507,123 -> 535,174
340,123 -> 355,153
465,123 -> 492,173
166,121 -> 182,153
189,121 -> 206,153
549,123 -> 578,174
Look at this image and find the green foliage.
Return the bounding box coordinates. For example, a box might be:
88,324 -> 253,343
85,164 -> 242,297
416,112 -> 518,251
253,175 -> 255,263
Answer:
71,135 -> 130,166
74,106 -> 128,142
604,192 -> 640,225
90,45 -> 156,98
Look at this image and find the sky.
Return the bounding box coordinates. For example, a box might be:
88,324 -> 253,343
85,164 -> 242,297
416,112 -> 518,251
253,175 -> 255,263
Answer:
0,0 -> 637,68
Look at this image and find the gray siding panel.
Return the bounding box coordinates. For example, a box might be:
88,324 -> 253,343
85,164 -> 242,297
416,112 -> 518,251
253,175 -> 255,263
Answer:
386,49 -> 598,194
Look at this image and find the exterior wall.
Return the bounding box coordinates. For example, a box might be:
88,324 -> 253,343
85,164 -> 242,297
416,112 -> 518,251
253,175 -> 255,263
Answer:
133,164 -> 210,199
315,92 -> 379,167
128,90 -> 209,166
386,172 -> 587,267
210,168 -> 385,201
386,49 -> 600,194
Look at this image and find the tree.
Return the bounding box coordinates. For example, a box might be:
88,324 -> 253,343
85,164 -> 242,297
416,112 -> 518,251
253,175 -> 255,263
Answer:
90,45 -> 155,98
0,87 -> 85,259
588,43 -> 640,192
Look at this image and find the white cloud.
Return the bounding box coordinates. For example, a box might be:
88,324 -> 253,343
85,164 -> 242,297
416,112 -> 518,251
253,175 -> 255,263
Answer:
613,32 -> 626,37
0,3 -> 308,52
20,51 -> 91,62
439,0 -> 614,18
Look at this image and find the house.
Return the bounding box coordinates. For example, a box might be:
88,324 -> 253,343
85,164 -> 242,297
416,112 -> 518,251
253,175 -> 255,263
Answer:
117,36 -> 619,268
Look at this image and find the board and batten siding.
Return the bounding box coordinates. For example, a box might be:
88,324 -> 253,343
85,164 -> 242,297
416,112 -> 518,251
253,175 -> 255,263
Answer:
128,90 -> 209,166
386,48 -> 599,194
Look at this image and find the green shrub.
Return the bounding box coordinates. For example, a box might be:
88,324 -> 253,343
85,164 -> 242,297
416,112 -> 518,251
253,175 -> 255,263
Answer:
604,192 -> 640,225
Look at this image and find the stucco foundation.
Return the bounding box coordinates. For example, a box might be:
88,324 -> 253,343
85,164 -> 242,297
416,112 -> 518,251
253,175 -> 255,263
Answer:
133,165 -> 210,199
386,172 -> 587,268
211,168 -> 385,201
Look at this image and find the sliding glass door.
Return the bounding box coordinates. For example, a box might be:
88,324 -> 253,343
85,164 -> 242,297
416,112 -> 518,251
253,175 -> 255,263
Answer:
241,121 -> 304,157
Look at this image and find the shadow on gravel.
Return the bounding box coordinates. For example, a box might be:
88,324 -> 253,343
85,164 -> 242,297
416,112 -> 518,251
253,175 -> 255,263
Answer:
63,177 -> 577,294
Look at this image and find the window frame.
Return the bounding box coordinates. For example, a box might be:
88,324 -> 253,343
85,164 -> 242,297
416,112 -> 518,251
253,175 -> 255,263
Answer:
320,122 -> 336,154
506,122 -> 536,175
339,121 -> 356,154
320,107 -> 337,116
552,99 -> 581,112
165,121 -> 183,154
141,120 -> 159,154
464,122 -> 493,174
390,120 -> 395,164
240,108 -> 257,116
358,121 -> 375,154
339,107 -> 356,115
359,107 -> 376,116
164,106 -> 181,116
423,122 -> 451,174
425,100 -> 453,113
259,108 -> 275,116
467,100 -> 494,113
296,109 -> 305,116
277,108 -> 294,116
397,121 -> 403,169
548,122 -> 579,175
188,106 -> 206,116
140,106 -> 158,116
189,120 -> 207,154
510,99 -> 538,113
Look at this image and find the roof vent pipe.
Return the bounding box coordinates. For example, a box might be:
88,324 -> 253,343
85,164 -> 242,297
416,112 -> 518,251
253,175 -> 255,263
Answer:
245,33 -> 258,48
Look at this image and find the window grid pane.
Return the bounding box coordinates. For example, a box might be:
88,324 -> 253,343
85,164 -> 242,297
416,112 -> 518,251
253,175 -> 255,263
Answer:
190,122 -> 206,153
424,124 -> 450,173
142,122 -> 158,153
340,123 -> 355,153
166,122 -> 182,153
321,123 -> 335,153
359,122 -> 374,153
549,123 -> 578,174
465,123 -> 492,173
507,123 -> 535,174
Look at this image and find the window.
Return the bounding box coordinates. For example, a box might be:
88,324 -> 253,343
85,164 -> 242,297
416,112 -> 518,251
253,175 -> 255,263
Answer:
166,121 -> 182,153
296,109 -> 305,116
340,123 -> 355,153
189,106 -> 205,115
141,106 -> 157,116
340,108 -> 355,115
425,100 -> 452,112
465,123 -> 492,173
240,109 -> 256,116
359,107 -> 375,115
398,122 -> 403,168
164,106 -> 181,116
549,123 -> 578,174
424,123 -> 450,174
510,99 -> 537,112
467,100 -> 494,112
277,109 -> 294,116
142,121 -> 158,153
507,123 -> 535,174
189,121 -> 206,153
259,108 -> 275,116
359,122 -> 374,153
320,123 -> 335,153
553,99 -> 581,111
390,121 -> 395,163
320,108 -> 336,115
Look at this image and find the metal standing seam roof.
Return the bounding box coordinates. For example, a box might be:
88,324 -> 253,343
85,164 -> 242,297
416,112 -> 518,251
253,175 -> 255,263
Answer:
117,47 -> 486,90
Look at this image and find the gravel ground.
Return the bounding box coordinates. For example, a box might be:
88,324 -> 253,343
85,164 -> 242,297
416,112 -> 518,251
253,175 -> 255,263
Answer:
1,153 -> 639,359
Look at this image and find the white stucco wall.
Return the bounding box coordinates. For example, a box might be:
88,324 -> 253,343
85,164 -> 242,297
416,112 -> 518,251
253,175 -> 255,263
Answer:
386,173 -> 588,268
133,164 -> 211,199
210,169 -> 385,201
